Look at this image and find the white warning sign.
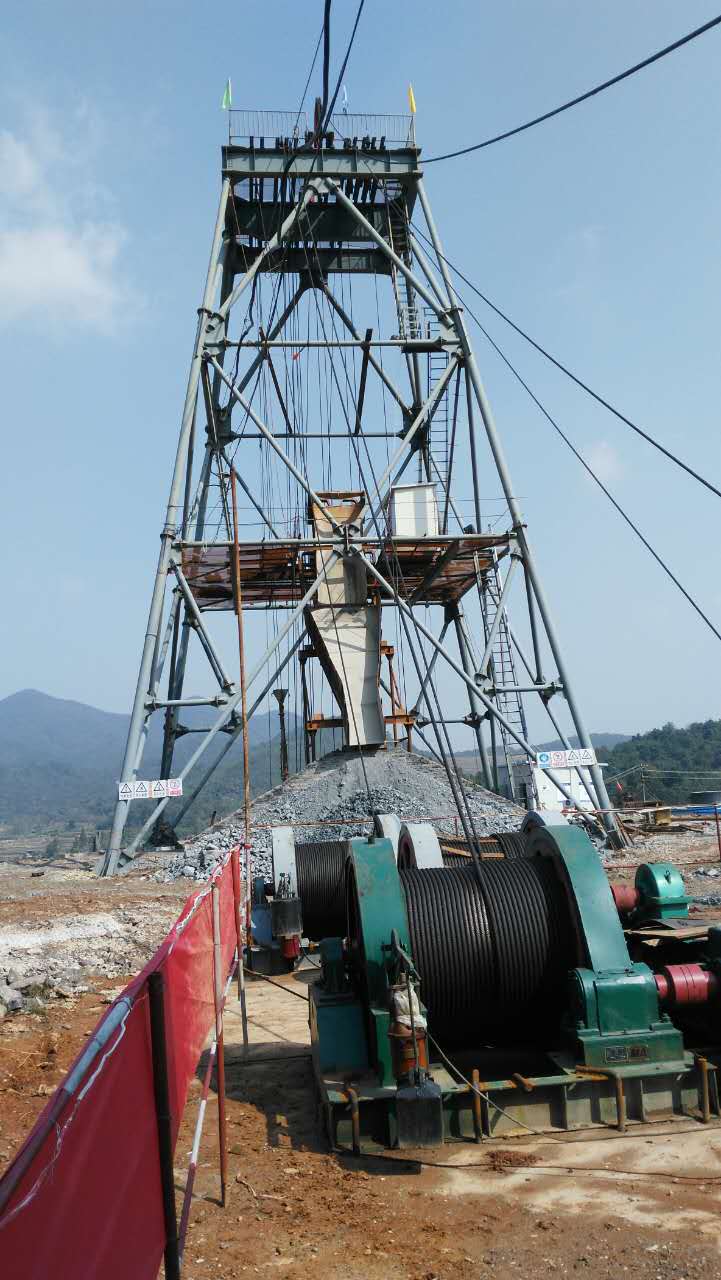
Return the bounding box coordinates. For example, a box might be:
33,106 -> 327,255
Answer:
117,778 -> 183,799
535,748 -> 597,770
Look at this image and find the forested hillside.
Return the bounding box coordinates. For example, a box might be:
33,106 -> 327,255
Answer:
602,720 -> 721,805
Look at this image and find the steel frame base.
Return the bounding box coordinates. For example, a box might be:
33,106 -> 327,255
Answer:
318,1048 -> 719,1154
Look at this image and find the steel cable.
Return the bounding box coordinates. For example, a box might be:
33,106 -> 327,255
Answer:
493,831 -> 528,860
398,861 -> 574,1046
295,840 -> 348,940
424,15 -> 721,164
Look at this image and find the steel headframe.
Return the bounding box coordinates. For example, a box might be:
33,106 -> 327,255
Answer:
99,123 -> 619,876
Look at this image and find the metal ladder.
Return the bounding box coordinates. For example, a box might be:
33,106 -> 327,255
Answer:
387,196 -> 451,503
387,196 -> 421,340
476,552 -> 528,796
425,305 -> 450,497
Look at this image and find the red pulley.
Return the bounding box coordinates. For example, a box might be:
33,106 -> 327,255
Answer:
656,964 -> 718,1006
281,935 -> 301,960
611,883 -> 640,915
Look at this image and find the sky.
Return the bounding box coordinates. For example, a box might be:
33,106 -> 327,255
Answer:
2,0 -> 721,748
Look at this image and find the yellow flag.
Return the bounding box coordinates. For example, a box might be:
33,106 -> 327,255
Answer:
408,84 -> 417,115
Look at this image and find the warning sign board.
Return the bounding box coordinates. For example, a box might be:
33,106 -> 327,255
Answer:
117,778 -> 183,800
535,748 -> 597,770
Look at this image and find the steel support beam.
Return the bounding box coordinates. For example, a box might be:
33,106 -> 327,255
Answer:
221,452 -> 281,539
366,355 -> 459,525
207,357 -> 348,538
102,178 -> 231,875
449,603 -> 493,791
478,553 -> 520,677
356,550 -> 592,817
414,177 -> 618,839
100,554 -> 336,872
170,563 -> 236,692
218,188 -> 315,319
319,178 -> 444,317
320,283 -> 411,415
168,633 -> 305,830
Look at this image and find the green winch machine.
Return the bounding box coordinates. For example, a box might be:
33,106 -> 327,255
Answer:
307,825 -> 721,1151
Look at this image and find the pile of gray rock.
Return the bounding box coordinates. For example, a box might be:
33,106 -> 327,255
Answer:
0,970 -> 83,1020
164,747 -> 525,883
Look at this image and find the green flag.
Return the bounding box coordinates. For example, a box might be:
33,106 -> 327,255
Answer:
221,78 -> 232,110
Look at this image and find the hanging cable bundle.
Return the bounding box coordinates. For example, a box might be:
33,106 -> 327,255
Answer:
398,860 -> 574,1046
295,840 -> 348,940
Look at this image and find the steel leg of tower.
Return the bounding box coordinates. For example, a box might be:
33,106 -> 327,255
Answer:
413,177 -> 618,841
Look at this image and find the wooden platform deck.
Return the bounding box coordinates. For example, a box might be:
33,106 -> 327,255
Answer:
181,533 -> 510,610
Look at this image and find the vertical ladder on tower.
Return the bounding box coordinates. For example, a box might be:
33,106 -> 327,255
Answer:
425,305 -> 449,496
476,552 -> 528,797
387,194 -> 451,495
387,194 -> 421,341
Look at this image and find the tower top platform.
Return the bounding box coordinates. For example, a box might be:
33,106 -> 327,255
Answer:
222,110 -> 421,277
222,108 -> 420,183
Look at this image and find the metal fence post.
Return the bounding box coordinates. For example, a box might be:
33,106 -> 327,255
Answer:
148,972 -> 181,1280
211,884 -> 228,1207
231,848 -> 249,1048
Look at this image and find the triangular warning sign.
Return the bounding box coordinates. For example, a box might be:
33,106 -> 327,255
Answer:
118,782 -> 133,800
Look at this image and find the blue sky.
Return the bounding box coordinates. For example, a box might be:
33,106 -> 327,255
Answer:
2,1 -> 721,745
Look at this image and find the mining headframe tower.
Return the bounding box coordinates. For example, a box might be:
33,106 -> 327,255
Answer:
98,106 -> 618,875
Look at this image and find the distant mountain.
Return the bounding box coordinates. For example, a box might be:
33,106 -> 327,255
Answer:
534,733 -> 631,753
0,689 -> 305,835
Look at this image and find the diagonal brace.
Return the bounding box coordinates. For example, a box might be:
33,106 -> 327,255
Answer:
355,549 -> 593,817
169,563 -> 236,692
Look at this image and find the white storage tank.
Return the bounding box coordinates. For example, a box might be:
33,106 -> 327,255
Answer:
389,483 -> 439,537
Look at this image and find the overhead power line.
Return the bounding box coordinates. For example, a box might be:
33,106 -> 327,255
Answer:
411,222 -> 721,503
465,303 -> 721,647
424,13 -> 721,163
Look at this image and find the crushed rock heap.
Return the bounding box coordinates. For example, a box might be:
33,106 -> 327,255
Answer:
165,748 -> 525,883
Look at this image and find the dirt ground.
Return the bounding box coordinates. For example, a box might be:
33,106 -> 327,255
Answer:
2,834 -> 721,1278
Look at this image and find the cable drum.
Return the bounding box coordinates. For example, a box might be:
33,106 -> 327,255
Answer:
294,841 -> 348,941
492,832 -> 528,860
439,835 -> 519,862
399,860 -> 575,1047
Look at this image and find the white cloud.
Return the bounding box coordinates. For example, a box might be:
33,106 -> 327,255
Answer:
584,439 -> 623,485
0,110 -> 140,334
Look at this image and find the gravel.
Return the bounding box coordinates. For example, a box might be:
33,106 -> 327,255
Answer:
0,903 -> 184,1017
163,747 -> 525,883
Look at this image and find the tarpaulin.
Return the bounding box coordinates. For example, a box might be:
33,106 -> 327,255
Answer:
0,849 -> 240,1280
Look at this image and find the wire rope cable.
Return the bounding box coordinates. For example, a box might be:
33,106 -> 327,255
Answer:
294,840 -> 348,940
410,222 -> 721,503
397,860 -> 575,1047
469,307 -> 721,647
423,14 -> 721,164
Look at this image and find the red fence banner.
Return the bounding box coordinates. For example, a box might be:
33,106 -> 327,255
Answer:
0,849 -> 240,1280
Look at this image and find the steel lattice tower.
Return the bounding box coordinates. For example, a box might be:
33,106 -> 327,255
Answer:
99,108 -> 617,875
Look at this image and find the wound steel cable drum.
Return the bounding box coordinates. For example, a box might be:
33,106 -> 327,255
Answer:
294,840 -> 348,940
398,860 -> 574,1047
439,836 -> 505,861
492,831 -> 528,859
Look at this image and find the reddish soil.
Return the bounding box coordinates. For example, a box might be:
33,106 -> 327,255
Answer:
2,845 -> 721,1278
